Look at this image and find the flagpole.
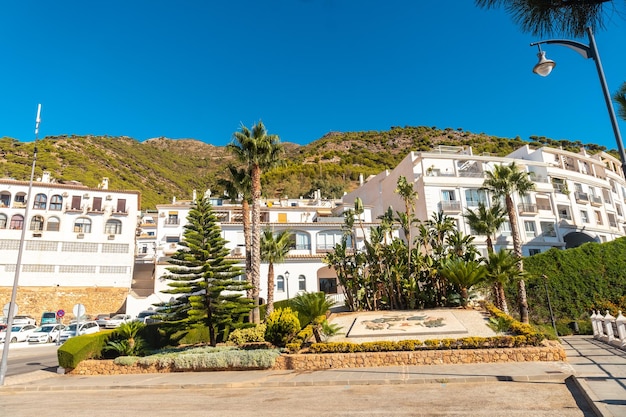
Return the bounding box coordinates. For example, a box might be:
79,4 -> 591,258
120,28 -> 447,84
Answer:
0,104 -> 41,385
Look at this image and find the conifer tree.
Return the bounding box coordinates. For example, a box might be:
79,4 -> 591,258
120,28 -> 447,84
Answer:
159,196 -> 253,346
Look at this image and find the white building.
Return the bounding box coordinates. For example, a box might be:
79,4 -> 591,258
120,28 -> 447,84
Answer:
129,192 -> 377,314
0,172 -> 140,319
343,145 -> 626,257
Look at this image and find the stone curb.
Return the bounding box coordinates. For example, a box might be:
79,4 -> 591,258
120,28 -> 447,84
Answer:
0,372 -> 571,393
570,376 -> 613,417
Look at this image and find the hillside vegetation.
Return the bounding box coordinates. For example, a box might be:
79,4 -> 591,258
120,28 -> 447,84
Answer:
0,127 -> 612,209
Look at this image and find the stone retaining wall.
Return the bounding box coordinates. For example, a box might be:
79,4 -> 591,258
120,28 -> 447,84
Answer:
70,344 -> 566,375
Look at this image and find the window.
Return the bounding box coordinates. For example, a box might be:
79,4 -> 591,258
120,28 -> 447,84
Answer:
289,231 -> 311,250
524,221 -> 536,238
49,195 -> 63,211
10,214 -> 24,230
276,275 -> 285,292
298,274 -> 306,291
595,211 -> 603,225
92,197 -> 102,211
105,219 -> 122,234
528,249 -> 541,256
617,205 -> 623,217
71,196 -> 81,210
33,193 -> 47,209
116,199 -> 126,213
540,221 -> 556,237
29,215 -> 44,231
574,183 -> 583,193
73,218 -> 92,233
165,235 -> 180,243
14,193 -> 26,205
498,221 -> 511,236
317,230 -> 349,251
319,277 -> 337,294
0,214 -> 6,229
167,212 -> 179,225
441,190 -> 456,201
580,210 -> 589,223
0,192 -> 10,207
46,217 -> 60,231
464,189 -> 487,207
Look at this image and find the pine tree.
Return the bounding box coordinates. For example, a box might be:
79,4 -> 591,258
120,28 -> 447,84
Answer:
159,196 -> 253,346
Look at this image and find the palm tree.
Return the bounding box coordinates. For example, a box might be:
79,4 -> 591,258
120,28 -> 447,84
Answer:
395,176 -> 419,276
219,165 -> 253,298
482,162 -> 535,323
290,291 -> 335,343
464,201 -> 507,254
484,249 -> 523,315
260,228 -> 292,316
229,121 -> 283,323
475,0 -> 623,37
439,258 -> 487,308
615,82 -> 626,121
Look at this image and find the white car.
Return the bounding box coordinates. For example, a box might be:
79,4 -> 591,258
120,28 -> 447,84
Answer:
59,321 -> 100,342
105,314 -> 132,329
0,324 -> 38,343
27,324 -> 66,344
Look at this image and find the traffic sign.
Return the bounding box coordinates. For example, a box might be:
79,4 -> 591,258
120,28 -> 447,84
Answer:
57,309 -> 65,318
2,302 -> 17,319
72,303 -> 85,319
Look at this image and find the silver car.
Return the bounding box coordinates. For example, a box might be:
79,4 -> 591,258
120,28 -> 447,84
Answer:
27,324 -> 66,343
59,321 -> 100,342
0,324 -> 37,343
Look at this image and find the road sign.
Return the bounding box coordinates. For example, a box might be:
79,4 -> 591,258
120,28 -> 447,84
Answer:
2,302 -> 17,319
57,309 -> 65,318
72,303 -> 85,319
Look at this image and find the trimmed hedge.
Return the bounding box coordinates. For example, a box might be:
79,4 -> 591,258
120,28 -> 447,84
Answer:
57,330 -> 114,369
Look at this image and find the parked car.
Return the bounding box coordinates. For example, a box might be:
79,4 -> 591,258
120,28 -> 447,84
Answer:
95,314 -> 111,328
0,324 -> 7,333
59,321 -> 100,342
104,314 -> 132,329
27,324 -> 66,343
136,310 -> 158,324
0,324 -> 37,343
13,315 -> 36,325
40,311 -> 58,324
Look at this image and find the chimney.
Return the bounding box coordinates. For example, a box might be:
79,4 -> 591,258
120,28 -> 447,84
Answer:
359,173 -> 364,186
100,177 -> 109,190
192,189 -> 197,201
41,171 -> 51,183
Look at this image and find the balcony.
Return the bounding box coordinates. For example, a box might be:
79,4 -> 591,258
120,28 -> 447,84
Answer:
164,219 -> 180,226
440,201 -> 461,213
517,203 -> 538,215
553,183 -> 568,194
590,195 -> 603,206
559,212 -> 572,221
574,192 -> 589,203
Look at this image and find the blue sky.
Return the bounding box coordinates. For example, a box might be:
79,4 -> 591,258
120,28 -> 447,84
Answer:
2,1 -> 625,151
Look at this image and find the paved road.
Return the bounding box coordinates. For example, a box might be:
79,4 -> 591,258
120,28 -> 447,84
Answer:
1,343 -> 58,376
0,380 -> 594,417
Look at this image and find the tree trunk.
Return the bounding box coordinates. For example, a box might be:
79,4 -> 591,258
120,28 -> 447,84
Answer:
505,194 -> 529,323
266,262 -> 275,316
497,282 -> 509,315
242,199 -> 252,299
250,165 -> 262,324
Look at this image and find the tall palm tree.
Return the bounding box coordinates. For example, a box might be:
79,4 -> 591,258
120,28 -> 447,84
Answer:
615,82 -> 626,121
464,201 -> 507,254
229,121 -> 283,324
395,176 -> 419,276
260,228 -> 292,316
475,0 -> 623,37
219,165 -> 253,298
482,162 -> 535,323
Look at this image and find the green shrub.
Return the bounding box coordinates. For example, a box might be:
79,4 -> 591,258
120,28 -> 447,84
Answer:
57,330 -> 113,369
228,324 -> 267,346
264,308 -> 301,347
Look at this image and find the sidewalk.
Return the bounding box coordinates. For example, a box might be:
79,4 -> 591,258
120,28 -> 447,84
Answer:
560,336 -> 626,417
2,336 -> 624,416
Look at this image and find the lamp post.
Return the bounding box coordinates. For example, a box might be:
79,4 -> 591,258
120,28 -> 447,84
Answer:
284,271 -> 290,300
530,27 -> 626,178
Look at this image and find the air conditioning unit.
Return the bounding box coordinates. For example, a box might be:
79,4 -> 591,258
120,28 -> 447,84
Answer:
83,193 -> 90,199
77,233 -> 84,239
108,234 -> 115,240
62,192 -> 69,197
233,247 -> 242,256
32,233 -> 42,238
106,195 -> 112,200
170,243 -> 177,248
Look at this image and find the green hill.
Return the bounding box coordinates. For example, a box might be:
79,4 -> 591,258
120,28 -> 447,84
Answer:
0,127 -> 612,209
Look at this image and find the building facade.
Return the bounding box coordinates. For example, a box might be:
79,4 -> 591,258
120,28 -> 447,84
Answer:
343,145 -> 626,257
0,172 -> 140,320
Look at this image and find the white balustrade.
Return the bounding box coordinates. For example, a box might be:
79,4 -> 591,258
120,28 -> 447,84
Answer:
591,309 -> 626,350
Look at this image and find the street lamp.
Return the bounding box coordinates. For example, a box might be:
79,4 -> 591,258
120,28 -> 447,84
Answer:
284,271 -> 290,300
530,27 -> 626,178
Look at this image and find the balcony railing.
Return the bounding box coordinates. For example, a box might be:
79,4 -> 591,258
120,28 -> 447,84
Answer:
517,203 -> 538,214
440,201 -> 461,213
559,213 -> 572,220
164,219 -> 180,226
590,195 -> 603,206
574,192 -> 589,203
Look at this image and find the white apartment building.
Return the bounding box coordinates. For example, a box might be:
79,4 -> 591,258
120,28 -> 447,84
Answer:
343,145 -> 626,257
0,172 -> 140,319
129,192 -> 376,315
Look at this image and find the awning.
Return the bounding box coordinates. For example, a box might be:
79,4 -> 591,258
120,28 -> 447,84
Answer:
316,209 -> 333,216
